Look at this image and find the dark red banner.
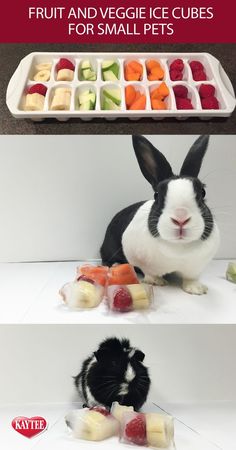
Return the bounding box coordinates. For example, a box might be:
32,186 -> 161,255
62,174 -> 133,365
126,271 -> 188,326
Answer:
0,0 -> 235,43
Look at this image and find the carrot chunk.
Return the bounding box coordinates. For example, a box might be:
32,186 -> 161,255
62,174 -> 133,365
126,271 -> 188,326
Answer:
125,85 -> 136,108
146,59 -> 161,72
151,99 -> 167,110
157,82 -> 170,97
108,264 -> 139,285
129,94 -> 146,110
150,67 -> 165,80
128,60 -> 143,74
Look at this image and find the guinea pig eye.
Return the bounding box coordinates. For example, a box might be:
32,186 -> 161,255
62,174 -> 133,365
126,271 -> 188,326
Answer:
154,192 -> 158,201
201,187 -> 206,198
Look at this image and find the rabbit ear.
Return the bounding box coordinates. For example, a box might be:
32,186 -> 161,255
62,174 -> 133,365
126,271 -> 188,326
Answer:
180,135 -> 209,177
132,135 -> 173,190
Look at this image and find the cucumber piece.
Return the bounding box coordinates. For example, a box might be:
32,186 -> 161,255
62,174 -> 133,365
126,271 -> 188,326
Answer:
109,62 -> 119,78
103,88 -> 121,106
102,97 -> 120,111
102,61 -> 119,80
79,91 -> 96,108
79,100 -> 94,111
88,74 -> 97,81
82,69 -> 96,80
81,60 -> 92,70
88,92 -> 96,105
79,90 -> 90,98
103,70 -> 118,82
102,60 -> 116,70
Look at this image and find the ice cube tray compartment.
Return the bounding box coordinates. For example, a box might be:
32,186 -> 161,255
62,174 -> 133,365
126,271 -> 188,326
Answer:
195,81 -> 226,110
78,57 -> 98,81
167,56 -> 189,82
149,83 -> 173,110
6,52 -> 236,121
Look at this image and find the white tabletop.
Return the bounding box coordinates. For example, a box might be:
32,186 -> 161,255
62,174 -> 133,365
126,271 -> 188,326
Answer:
0,401 -> 233,450
0,259 -> 235,324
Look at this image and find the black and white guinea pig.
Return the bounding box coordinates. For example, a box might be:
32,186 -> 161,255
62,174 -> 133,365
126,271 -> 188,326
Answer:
101,135 -> 220,295
74,337 -> 151,410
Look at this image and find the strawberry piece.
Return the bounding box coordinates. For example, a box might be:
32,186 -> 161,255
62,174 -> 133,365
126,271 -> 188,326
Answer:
170,59 -> 184,72
113,287 -> 132,312
125,414 -> 147,445
56,58 -> 75,72
173,85 -> 188,98
176,98 -> 194,110
27,84 -> 47,96
201,96 -> 219,109
170,69 -> 183,81
77,275 -> 95,284
199,84 -> 215,98
192,70 -> 207,81
190,61 -> 204,71
90,406 -> 110,416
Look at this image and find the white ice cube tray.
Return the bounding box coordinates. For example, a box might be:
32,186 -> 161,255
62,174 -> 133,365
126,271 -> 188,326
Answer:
6,52 -> 236,121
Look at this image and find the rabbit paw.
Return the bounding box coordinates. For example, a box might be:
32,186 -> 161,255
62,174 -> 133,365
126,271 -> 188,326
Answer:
144,275 -> 168,286
182,280 -> 208,295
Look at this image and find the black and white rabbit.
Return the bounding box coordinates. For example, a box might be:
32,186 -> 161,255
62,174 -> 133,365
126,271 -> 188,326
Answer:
101,135 -> 220,295
74,337 -> 151,410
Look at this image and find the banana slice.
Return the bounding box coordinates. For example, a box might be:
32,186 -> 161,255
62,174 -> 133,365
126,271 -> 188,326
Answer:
55,87 -> 71,94
33,69 -> 51,82
50,89 -> 71,111
146,413 -> 172,448
57,68 -> 74,81
127,284 -> 150,309
84,410 -> 119,441
59,280 -> 103,308
24,93 -> 45,111
35,62 -> 52,72
111,402 -> 134,423
74,410 -> 119,441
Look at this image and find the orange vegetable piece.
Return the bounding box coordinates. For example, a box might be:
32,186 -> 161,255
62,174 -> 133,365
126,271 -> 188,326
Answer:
150,88 -> 163,100
125,85 -> 136,108
157,82 -> 169,98
126,72 -> 141,81
150,67 -> 164,80
125,67 -> 141,81
129,94 -> 146,110
146,59 -> 160,72
108,264 -> 139,285
79,265 -> 109,286
148,74 -> 161,82
151,98 -> 167,110
128,60 -> 143,75
134,91 -> 141,101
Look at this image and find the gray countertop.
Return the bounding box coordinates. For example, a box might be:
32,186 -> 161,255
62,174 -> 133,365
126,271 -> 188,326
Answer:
1,43 -> 235,134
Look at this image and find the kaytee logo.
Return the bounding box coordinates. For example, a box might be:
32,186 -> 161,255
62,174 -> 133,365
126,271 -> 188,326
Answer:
11,416 -> 48,438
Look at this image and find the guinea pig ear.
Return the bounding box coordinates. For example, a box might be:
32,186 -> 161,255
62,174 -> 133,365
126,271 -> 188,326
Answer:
180,135 -> 209,178
132,135 -> 173,191
134,350 -> 145,362
94,349 -> 109,362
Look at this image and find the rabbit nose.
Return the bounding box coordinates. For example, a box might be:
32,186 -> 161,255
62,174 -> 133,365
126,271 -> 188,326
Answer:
171,208 -> 191,226
171,217 -> 190,227
175,207 -> 190,219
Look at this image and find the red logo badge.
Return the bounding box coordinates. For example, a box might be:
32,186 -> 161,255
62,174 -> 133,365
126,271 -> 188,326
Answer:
11,416 -> 47,438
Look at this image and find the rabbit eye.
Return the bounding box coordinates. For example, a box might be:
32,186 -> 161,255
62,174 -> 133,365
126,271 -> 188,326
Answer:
154,192 -> 158,200
201,187 -> 206,198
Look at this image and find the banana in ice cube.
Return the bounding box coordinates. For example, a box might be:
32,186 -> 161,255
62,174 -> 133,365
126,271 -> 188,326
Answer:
25,93 -> 45,111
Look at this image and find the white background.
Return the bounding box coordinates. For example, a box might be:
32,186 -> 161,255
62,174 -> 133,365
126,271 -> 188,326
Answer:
0,135 -> 235,262
1,325 -> 235,404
